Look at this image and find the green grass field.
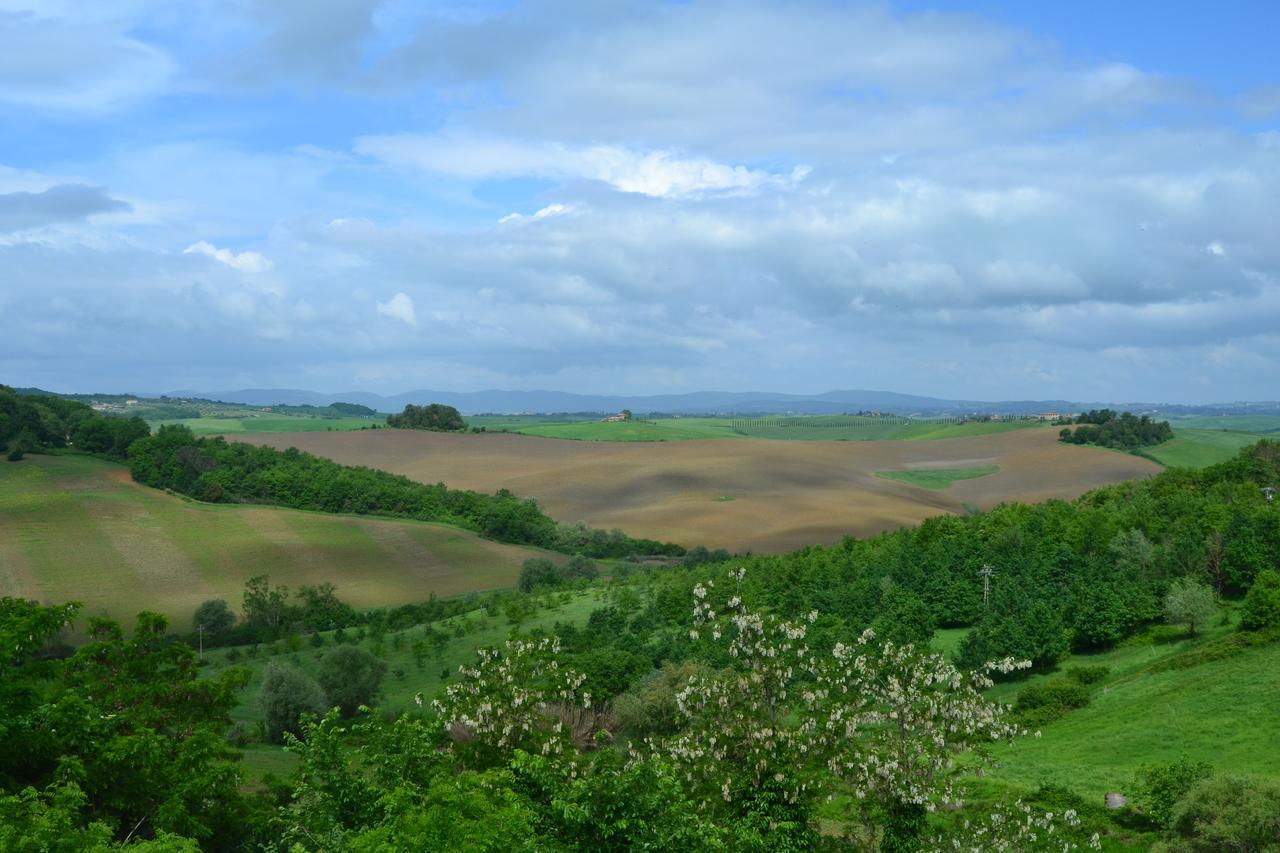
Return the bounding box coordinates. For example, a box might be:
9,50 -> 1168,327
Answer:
874,465 -> 1000,489
935,616 -> 1280,801
149,415 -> 384,435
1144,428 -> 1270,468
0,454 -> 554,626
467,414 -> 1050,443
1165,415 -> 1280,434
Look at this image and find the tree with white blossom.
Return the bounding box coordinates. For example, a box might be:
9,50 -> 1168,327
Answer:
654,568 -> 1034,848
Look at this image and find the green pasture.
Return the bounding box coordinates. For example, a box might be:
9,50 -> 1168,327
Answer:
1144,428 -> 1270,468
1164,414 -> 1280,433
466,413 -> 1051,443
874,465 -> 1000,489
0,454 -> 550,625
149,415 -> 383,435
935,615 -> 1280,801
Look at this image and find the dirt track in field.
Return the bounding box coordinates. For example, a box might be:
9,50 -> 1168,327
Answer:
233,429 -> 1160,554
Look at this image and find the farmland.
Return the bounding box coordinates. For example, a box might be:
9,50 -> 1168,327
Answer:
0,454 -> 554,626
236,428 -> 1161,553
1145,427 -> 1274,468
468,413 -> 1048,442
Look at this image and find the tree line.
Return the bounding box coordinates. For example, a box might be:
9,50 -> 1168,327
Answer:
127,424 -> 684,558
0,384 -> 149,462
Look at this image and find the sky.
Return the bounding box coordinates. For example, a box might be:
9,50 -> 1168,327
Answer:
1,1 -> 1278,402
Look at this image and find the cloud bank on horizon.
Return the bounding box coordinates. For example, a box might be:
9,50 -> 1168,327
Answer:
0,0 -> 1277,401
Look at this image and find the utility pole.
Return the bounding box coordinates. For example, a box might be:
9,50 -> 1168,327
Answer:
197,624 -> 205,661
978,564 -> 995,609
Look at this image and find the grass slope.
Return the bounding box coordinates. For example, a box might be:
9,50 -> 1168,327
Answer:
1145,428 -> 1270,468
0,454 -> 553,625
930,619 -> 1280,801
874,465 -> 999,489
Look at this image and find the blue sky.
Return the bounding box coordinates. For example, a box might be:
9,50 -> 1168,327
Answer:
1,1 -> 1277,401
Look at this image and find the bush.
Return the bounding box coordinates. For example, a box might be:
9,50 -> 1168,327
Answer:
1241,569 -> 1280,631
1066,665 -> 1110,685
317,645 -> 387,717
1132,756 -> 1213,829
1167,774 -> 1280,849
6,448 -> 22,462
260,663 -> 327,743
518,558 -> 562,593
1013,678 -> 1090,724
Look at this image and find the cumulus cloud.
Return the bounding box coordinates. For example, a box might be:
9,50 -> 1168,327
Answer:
0,183 -> 130,231
376,292 -> 417,326
184,240 -> 274,273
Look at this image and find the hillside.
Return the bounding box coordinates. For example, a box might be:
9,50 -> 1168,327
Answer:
0,454 -> 555,625
235,427 -> 1161,553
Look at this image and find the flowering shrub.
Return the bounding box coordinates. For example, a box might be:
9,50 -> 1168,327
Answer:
655,569 -> 1030,844
427,637 -> 593,767
929,800 -> 1102,851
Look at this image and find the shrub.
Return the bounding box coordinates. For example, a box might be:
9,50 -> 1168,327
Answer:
309,632 -> 325,648
1013,678 -> 1090,724
1132,756 -> 1213,829
317,645 -> 387,717
260,663 -> 326,743
1167,774 -> 1280,849
6,449 -> 22,462
1066,665 -> 1110,685
518,558 -> 562,593
1241,569 -> 1280,631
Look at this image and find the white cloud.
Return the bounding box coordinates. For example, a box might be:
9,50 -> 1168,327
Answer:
1206,241 -> 1226,257
184,240 -> 274,273
0,11 -> 173,111
355,133 -> 805,198
499,202 -> 574,224
376,291 -> 417,326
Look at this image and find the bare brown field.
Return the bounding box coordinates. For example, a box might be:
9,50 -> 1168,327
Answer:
234,428 -> 1161,554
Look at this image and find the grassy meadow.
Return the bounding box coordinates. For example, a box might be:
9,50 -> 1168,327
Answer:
1145,427 -> 1273,468
981,617 -> 1280,800
466,413 -> 1051,443
0,454 -> 555,626
874,465 -> 1000,489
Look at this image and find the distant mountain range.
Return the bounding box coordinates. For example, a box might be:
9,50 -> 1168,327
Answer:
150,387 -> 1280,418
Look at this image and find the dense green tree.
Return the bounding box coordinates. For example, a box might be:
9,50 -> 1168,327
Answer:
385,403 -> 466,431
261,664 -> 327,743
317,646 -> 387,717
1168,775 -> 1280,851
1240,569 -> 1280,630
873,584 -> 936,645
517,557 -> 562,592
0,601 -> 251,846
192,598 -> 236,640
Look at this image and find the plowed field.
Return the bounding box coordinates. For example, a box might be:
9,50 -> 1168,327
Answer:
235,429 -> 1160,553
